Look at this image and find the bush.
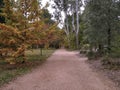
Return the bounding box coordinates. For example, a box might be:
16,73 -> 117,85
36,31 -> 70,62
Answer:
102,55 -> 120,70
102,55 -> 111,65
80,50 -> 88,54
87,51 -> 96,60
87,50 -> 102,60
80,44 -> 90,54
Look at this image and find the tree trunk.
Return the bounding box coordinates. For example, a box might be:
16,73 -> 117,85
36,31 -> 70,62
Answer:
72,10 -> 75,32
40,48 -> 42,56
76,33 -> 79,49
76,0 -> 80,49
108,28 -> 111,53
107,8 -> 111,54
64,13 -> 70,48
98,44 -> 103,55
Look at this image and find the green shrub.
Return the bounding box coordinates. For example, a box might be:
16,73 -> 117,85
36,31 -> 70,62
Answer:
102,55 -> 120,70
87,51 -> 96,60
80,50 -> 87,54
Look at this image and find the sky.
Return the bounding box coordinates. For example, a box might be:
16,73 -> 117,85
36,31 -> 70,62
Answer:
41,0 -> 55,14
41,0 -> 65,28
41,0 -> 85,14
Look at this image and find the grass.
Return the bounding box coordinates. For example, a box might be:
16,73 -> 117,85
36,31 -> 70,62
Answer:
0,49 -> 55,87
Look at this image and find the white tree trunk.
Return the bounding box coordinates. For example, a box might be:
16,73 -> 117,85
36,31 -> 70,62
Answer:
64,13 -> 71,48
72,12 -> 76,32
76,0 -> 80,49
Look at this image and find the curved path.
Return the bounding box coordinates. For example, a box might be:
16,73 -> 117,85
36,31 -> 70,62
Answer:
0,49 -> 118,90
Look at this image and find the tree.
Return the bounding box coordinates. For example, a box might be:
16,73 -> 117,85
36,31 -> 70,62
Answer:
75,0 -> 82,49
53,0 -> 83,49
0,23 -> 36,64
0,0 -> 65,64
83,0 -> 120,54
0,0 -> 41,64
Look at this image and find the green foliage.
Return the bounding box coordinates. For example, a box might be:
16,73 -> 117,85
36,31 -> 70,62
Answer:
69,33 -> 76,49
87,51 -> 96,60
40,9 -> 54,25
83,0 -> 120,56
80,44 -> 90,54
87,50 -> 103,60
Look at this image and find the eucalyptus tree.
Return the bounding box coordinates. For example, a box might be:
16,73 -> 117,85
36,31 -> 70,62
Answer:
53,0 -> 71,47
53,0 -> 83,49
71,0 -> 82,49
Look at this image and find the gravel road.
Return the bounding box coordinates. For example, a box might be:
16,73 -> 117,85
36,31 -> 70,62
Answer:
0,49 -> 118,90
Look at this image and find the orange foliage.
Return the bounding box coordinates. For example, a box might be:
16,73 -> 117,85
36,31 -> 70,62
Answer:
0,24 -> 35,64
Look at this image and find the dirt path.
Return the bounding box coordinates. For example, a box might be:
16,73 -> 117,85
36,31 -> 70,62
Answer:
0,49 -> 118,90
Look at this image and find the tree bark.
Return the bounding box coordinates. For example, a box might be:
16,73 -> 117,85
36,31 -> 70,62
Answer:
76,33 -> 79,49
64,12 -> 70,48
107,8 -> 111,54
72,8 -> 76,32
76,0 -> 80,49
108,28 -> 111,53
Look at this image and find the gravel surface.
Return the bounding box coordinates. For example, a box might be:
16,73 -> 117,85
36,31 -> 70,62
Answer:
87,59 -> 120,88
0,49 -> 118,90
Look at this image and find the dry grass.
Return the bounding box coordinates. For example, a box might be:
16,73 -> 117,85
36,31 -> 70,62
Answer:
0,49 -> 55,86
